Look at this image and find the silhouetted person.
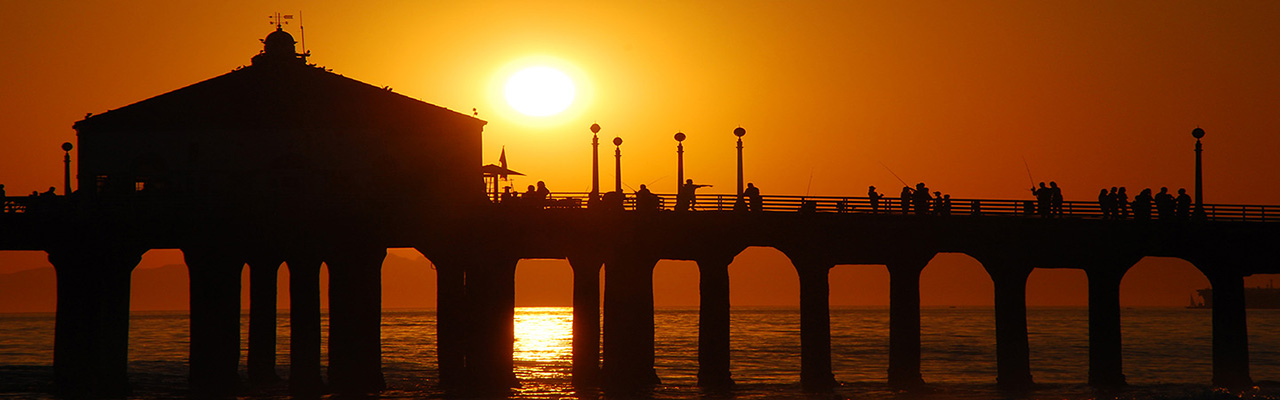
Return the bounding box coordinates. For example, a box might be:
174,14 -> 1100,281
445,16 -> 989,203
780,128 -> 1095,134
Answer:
1098,188 -> 1112,219
744,182 -> 762,212
1154,187 -> 1175,220
1116,187 -> 1129,219
942,194 -> 952,216
868,186 -> 883,213
1175,188 -> 1191,220
41,187 -> 56,198
1107,187 -> 1119,219
535,181 -> 550,207
912,183 -> 930,215
1049,181 -> 1063,216
676,179 -> 709,211
500,187 -> 515,204
1132,188 -> 1153,220
1031,182 -> 1050,217
899,187 -> 912,214
521,185 -> 537,209
932,191 -> 943,215
602,190 -> 623,211
635,184 -> 658,211
799,198 -> 817,213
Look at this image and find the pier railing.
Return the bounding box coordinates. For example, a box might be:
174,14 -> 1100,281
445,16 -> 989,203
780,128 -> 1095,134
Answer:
522,192 -> 1280,222
1,193 -> 1275,222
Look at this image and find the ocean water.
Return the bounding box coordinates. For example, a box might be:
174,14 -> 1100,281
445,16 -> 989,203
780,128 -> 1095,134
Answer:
0,307 -> 1277,399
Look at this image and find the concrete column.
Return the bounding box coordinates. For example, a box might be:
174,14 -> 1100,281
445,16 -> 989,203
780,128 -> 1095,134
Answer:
464,257 -> 519,389
602,255 -> 661,390
796,262 -> 837,391
989,266 -> 1034,390
431,255 -> 468,389
326,247 -> 387,393
247,259 -> 282,385
184,247 -> 245,394
568,256 -> 603,386
49,246 -> 143,397
887,259 -> 928,389
696,256 -> 734,388
1208,272 -> 1252,389
1086,268 -> 1126,387
286,258 -> 323,393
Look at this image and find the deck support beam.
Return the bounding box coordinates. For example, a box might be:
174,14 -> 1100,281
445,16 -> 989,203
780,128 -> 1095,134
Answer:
602,255 -> 661,390
185,247 -> 245,395
49,246 -> 143,397
697,255 -> 734,389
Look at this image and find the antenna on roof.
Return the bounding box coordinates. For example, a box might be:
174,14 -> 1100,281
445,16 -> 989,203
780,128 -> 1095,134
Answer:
298,11 -> 307,58
267,12 -> 294,30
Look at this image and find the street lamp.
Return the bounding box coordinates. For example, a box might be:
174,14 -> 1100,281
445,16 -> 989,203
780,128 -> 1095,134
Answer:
61,142 -> 73,195
590,123 -> 601,206
613,137 -> 623,193
734,126 -> 746,196
1192,127 -> 1206,219
674,132 -> 686,192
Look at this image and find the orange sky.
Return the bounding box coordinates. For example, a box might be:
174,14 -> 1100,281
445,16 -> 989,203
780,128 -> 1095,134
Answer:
2,1 -> 1279,309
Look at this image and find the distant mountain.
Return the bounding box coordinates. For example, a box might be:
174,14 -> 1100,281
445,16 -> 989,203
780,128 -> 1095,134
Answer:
0,267 -> 55,313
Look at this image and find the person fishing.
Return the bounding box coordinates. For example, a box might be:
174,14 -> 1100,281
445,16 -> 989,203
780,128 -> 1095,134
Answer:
879,162 -> 914,215
635,184 -> 659,211
676,179 -> 711,211
899,186 -> 912,214
868,186 -> 883,213
1031,182 -> 1051,217
912,183 -> 931,215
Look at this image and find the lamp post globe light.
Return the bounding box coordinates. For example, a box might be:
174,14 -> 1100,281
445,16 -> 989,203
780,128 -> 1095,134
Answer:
674,132 -> 686,192
613,137 -> 623,193
61,142 -> 73,195
590,123 -> 601,206
734,127 -> 746,196
1192,127 -> 1206,219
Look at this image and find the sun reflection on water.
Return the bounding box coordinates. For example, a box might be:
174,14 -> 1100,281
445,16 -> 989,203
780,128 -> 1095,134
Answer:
513,307 -> 574,385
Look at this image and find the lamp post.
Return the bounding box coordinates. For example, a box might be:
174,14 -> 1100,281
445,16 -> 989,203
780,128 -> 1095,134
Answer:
674,132 -> 686,192
613,137 -> 623,193
590,123 -> 601,206
1192,127 -> 1206,219
734,127 -> 746,196
61,142 -> 73,195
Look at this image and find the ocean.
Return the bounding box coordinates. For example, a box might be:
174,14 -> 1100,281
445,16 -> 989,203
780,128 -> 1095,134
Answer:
0,307 -> 1277,399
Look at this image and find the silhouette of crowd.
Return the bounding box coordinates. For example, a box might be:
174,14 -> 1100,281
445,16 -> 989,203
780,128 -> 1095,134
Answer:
497,181 -> 556,209
883,182 -> 950,216
1098,186 -> 1190,220
487,176 -> 1201,222
1030,181 -> 1064,217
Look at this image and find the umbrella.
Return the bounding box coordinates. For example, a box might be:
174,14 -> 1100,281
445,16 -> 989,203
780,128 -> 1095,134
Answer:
481,164 -> 523,177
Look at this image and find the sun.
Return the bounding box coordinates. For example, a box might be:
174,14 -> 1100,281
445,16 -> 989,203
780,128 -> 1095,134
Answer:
504,66 -> 576,117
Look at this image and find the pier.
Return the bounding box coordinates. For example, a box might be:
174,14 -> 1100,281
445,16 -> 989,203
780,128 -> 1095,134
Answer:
8,192 -> 1278,396
16,26 -> 1277,397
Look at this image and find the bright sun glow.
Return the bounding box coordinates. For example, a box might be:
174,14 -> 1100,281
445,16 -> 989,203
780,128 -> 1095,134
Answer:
513,307 -> 573,381
504,66 -> 576,117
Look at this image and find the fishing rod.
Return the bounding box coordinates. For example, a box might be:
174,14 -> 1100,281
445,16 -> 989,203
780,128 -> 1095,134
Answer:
1022,156 -> 1036,188
878,161 -> 910,188
805,169 -> 814,196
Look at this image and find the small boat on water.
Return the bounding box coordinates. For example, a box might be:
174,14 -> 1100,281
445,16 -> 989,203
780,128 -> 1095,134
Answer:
1188,280 -> 1280,309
